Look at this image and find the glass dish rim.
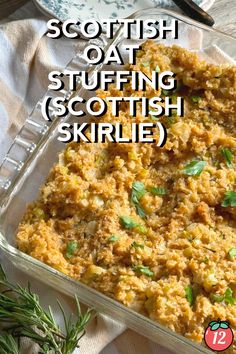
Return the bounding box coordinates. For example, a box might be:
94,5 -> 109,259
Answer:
0,8 -> 235,353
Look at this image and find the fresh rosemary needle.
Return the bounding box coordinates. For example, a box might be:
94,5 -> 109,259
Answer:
0,334 -> 19,354
0,265 -> 92,354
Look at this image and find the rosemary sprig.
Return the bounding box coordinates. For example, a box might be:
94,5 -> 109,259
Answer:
0,265 -> 92,354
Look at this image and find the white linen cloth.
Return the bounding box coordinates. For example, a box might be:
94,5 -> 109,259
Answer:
0,1 -> 223,353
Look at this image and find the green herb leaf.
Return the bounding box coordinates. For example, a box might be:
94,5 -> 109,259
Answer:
221,191 -> 236,207
133,265 -> 154,277
191,96 -> 200,103
170,109 -> 177,117
211,323 -> 220,330
66,241 -> 78,259
211,288 -> 236,305
225,288 -> 233,297
137,225 -> 147,234
149,187 -> 167,196
183,160 -> 206,176
131,182 -> 146,202
150,115 -> 159,121
224,288 -> 236,304
185,285 -> 194,306
175,81 -> 182,92
155,65 -> 160,73
119,216 -> 139,229
210,294 -> 224,303
162,89 -> 170,96
221,147 -> 233,167
131,181 -> 147,218
135,204 -> 146,218
228,248 -> 236,259
33,208 -> 45,219
132,242 -> 144,249
167,115 -> 176,126
108,235 -> 119,242
170,95 -> 177,104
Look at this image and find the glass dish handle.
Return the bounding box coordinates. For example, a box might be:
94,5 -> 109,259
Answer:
0,35 -> 110,208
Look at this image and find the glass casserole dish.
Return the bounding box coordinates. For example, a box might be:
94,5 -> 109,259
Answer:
0,8 -> 236,354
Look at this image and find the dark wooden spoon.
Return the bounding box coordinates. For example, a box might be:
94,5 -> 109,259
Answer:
172,0 -> 215,26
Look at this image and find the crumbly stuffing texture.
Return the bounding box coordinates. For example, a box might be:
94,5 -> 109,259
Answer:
17,42 -> 236,350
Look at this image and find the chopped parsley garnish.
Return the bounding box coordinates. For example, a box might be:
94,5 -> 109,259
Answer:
108,235 -> 119,242
131,182 -> 146,202
131,181 -> 146,218
142,61 -> 150,67
162,89 -> 170,96
170,95 -> 177,104
170,109 -> 177,117
155,65 -> 160,72
191,96 -> 200,103
228,247 -> 236,259
183,160 -> 206,176
33,208 -> 45,219
66,241 -> 78,259
137,225 -> 147,234
224,288 -> 236,304
185,285 -> 194,306
135,204 -> 146,218
175,81 -> 182,92
167,115 -> 176,126
131,242 -> 144,249
221,147 -> 233,167
211,288 -> 236,305
149,187 -> 167,196
133,265 -> 154,277
150,115 -> 159,121
119,216 -> 139,229
210,294 -> 224,303
221,191 -> 236,207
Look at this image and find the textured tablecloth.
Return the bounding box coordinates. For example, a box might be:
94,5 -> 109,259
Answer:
0,1 -> 218,353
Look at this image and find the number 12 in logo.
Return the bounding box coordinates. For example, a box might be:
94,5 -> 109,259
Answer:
204,320 -> 234,351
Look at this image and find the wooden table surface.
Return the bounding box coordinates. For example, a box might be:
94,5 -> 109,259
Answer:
1,0 -> 235,37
